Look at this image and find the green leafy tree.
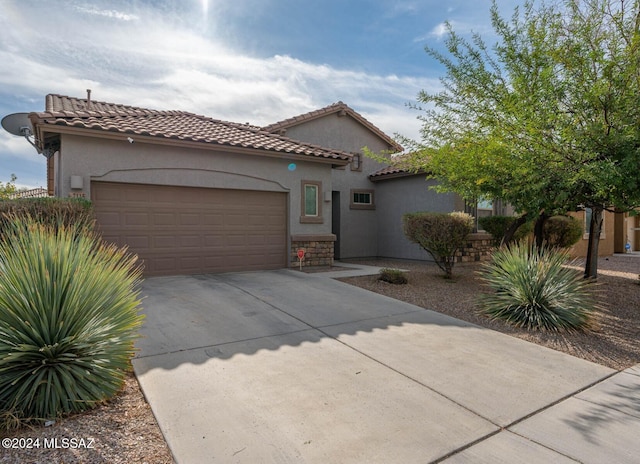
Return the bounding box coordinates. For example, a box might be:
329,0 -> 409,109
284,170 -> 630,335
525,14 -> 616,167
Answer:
406,0 -> 640,278
0,174 -> 18,199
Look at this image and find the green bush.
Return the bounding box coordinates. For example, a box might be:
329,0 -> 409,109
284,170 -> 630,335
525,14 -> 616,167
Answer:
403,211 -> 474,278
478,215 -> 532,246
0,198 -> 94,239
0,219 -> 143,430
379,268 -> 408,285
478,242 -> 594,332
543,215 -> 583,248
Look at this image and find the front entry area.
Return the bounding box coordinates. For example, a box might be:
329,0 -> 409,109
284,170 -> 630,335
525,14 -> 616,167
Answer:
91,182 -> 287,276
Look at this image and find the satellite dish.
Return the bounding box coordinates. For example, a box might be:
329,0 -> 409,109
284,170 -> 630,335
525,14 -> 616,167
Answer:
1,112 -> 33,137
1,112 -> 48,156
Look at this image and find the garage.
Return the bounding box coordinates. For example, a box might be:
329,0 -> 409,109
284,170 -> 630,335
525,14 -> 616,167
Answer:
91,182 -> 287,276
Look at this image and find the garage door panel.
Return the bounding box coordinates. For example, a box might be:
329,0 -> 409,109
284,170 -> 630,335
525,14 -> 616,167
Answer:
124,212 -> 150,226
122,236 -> 150,249
179,235 -> 201,247
153,213 -> 176,225
92,182 -> 287,276
178,213 -> 201,226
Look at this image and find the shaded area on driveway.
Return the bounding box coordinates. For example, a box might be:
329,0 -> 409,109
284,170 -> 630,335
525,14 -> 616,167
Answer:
132,269 -> 638,463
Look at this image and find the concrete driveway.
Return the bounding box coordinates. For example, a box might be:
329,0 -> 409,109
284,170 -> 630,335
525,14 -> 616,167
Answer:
132,266 -> 640,463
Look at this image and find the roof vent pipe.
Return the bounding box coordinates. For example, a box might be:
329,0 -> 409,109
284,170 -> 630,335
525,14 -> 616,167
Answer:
86,89 -> 92,107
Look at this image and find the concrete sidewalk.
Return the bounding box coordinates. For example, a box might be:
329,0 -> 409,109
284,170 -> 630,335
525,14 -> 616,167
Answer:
132,266 -> 640,463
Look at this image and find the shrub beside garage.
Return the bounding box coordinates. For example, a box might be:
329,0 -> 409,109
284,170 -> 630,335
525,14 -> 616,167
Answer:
0,197 -> 94,237
0,199 -> 144,432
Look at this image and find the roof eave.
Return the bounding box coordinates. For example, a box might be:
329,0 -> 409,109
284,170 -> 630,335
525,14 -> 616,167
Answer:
32,123 -> 351,166
369,170 -> 427,182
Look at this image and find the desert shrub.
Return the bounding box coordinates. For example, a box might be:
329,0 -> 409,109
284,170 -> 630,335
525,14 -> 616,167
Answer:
0,198 -> 94,240
543,215 -> 583,248
0,219 -> 143,430
478,242 -> 594,331
478,215 -> 532,246
403,211 -> 474,278
379,268 -> 408,285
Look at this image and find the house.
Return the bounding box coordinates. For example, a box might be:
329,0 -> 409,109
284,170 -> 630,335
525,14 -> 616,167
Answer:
9,187 -> 49,199
568,209 -> 639,257
33,93 -> 618,277
29,94 -> 353,275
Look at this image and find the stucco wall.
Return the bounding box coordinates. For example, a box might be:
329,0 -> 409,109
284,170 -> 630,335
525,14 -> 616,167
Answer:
57,134 -> 335,239
374,175 -> 464,261
283,113 -> 392,258
568,210 -> 616,257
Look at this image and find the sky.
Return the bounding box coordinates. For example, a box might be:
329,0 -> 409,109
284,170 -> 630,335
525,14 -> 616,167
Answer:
0,0 -> 523,188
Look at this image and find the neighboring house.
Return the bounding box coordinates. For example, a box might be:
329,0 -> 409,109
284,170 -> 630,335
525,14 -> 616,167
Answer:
568,209 -> 639,257
8,187 -> 49,199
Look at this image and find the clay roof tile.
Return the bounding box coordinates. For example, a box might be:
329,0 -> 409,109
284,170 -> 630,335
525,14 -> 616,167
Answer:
32,95 -> 352,162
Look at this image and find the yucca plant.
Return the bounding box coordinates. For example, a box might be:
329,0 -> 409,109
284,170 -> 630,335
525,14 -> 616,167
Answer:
0,218 -> 143,428
478,242 -> 595,331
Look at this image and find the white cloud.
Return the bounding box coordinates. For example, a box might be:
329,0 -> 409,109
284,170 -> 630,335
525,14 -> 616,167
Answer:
74,6 -> 140,22
429,22 -> 451,39
1,0 -> 442,186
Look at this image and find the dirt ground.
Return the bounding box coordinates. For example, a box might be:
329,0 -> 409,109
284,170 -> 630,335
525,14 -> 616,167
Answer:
340,254 -> 640,371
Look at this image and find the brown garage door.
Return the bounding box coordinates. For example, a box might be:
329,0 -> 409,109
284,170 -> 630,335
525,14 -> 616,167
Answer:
92,182 -> 287,276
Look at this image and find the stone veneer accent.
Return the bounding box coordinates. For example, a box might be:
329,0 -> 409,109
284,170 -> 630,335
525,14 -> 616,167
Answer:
454,233 -> 495,263
290,234 -> 336,267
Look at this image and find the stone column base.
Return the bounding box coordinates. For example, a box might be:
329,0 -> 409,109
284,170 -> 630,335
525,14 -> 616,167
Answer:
290,234 -> 336,267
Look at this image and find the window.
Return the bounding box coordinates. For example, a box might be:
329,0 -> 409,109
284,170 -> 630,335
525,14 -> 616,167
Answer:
583,208 -> 605,239
353,192 -> 371,204
305,185 -> 318,216
476,199 -> 493,231
300,180 -> 323,223
350,153 -> 362,171
350,189 -> 375,210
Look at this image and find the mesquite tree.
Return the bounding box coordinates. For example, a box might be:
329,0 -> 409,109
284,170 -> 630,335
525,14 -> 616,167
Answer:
405,0 -> 640,278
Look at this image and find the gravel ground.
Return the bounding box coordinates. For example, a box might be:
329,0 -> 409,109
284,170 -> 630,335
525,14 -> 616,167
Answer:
340,254 -> 640,371
1,371 -> 174,464
2,254 -> 637,463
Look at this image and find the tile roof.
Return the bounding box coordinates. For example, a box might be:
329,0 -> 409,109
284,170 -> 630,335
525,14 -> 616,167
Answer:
368,155 -> 426,181
369,165 -> 411,178
31,95 -> 352,162
8,187 -> 50,199
262,101 -> 404,152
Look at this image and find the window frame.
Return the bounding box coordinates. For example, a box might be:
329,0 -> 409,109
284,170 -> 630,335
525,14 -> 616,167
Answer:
300,180 -> 323,223
350,189 -> 375,210
350,153 -> 363,172
583,207 -> 606,239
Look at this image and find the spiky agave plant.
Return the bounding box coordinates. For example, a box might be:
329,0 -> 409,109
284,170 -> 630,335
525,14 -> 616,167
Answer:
0,218 -> 143,427
478,242 -> 595,331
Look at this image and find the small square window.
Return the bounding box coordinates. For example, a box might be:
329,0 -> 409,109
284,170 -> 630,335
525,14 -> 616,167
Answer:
350,189 -> 375,210
353,192 -> 371,205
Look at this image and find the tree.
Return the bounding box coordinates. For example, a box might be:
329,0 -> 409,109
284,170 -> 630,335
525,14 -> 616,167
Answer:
407,0 -> 640,278
0,174 -> 18,199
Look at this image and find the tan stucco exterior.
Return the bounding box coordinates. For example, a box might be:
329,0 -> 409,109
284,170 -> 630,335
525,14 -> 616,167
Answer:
567,210 -> 616,257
